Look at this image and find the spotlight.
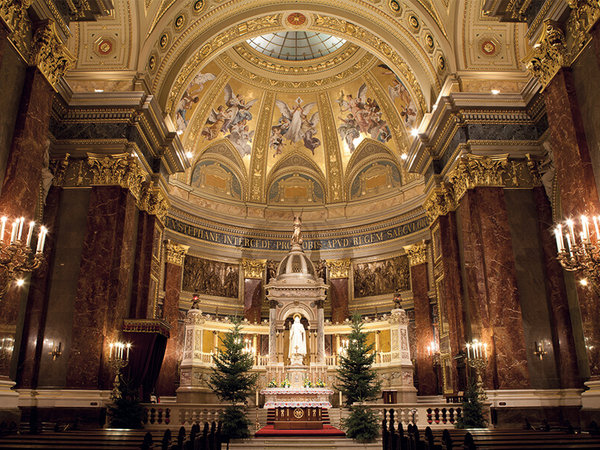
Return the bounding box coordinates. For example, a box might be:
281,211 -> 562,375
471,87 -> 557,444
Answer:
186,151 -> 193,159
580,278 -> 589,286
401,153 -> 408,160
410,128 -> 419,137
15,279 -> 24,287
491,89 -> 500,95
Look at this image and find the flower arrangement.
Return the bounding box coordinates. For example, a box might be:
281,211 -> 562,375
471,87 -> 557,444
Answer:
267,379 -> 277,388
315,379 -> 326,387
280,378 -> 291,388
303,378 -> 312,388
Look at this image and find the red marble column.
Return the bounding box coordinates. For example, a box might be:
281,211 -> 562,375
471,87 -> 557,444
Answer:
326,259 -> 350,324
242,259 -> 265,324
591,24 -> 600,68
409,254 -> 437,396
433,212 -> 466,391
65,186 -> 137,389
16,186 -> 61,388
533,187 -> 581,388
156,241 -> 187,396
0,28 -> 9,68
329,279 -> 349,324
545,69 -> 600,378
130,212 -> 159,319
0,68 -> 53,379
458,188 -> 529,390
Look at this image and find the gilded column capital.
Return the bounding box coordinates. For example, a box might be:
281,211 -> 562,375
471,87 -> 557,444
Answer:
140,181 -> 170,224
31,20 -> 75,90
0,0 -> 31,33
325,258 -> 351,279
403,242 -> 428,267
241,258 -> 266,279
423,183 -> 456,222
525,20 -> 567,89
165,240 -> 189,266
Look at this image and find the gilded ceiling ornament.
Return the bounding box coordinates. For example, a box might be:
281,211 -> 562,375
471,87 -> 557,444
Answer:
193,0 -> 205,13
317,92 -> 344,202
165,240 -> 189,266
30,20 -> 75,90
241,258 -> 267,279
249,91 -> 275,202
525,20 -> 567,89
325,259 -> 351,279
403,241 -> 427,267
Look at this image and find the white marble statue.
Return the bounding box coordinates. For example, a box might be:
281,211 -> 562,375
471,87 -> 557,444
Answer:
288,315 -> 307,362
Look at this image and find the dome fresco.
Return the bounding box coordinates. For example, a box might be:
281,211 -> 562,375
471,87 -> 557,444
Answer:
173,45 -> 422,208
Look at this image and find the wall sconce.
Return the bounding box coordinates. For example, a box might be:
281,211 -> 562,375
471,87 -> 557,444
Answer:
49,341 -> 62,360
534,341 -> 547,360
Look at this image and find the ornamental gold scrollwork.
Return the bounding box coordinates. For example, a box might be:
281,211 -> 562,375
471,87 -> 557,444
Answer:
31,20 -> 75,90
423,183 -> 455,222
165,240 -> 189,266
241,258 -> 267,279
140,181 -> 170,224
325,259 -> 351,279
403,241 -> 427,267
249,91 -> 275,202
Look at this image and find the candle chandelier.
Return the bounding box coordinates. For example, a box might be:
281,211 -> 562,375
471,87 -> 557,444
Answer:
554,215 -> 600,291
0,216 -> 48,298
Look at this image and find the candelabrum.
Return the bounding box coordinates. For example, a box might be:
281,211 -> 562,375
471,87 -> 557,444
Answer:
554,215 -> 600,293
466,339 -> 488,401
108,342 -> 131,400
0,216 -> 48,299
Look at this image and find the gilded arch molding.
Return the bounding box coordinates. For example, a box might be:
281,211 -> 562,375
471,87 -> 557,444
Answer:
151,5 -> 439,116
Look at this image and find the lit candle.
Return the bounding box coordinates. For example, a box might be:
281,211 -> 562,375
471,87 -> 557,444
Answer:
567,219 -> 576,244
565,233 -> 573,257
466,343 -> 471,359
37,226 -> 48,253
109,343 -> 113,359
10,220 -> 18,243
554,228 -> 563,251
594,217 -> 600,241
26,221 -> 35,246
581,216 -> 590,241
0,216 -> 6,241
483,343 -> 488,359
17,217 -> 24,241
126,342 -> 131,360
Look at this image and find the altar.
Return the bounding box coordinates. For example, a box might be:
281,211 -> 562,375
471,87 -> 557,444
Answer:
262,387 -> 334,430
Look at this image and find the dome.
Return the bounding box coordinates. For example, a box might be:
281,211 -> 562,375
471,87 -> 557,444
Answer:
276,246 -> 317,281
246,32 -> 346,61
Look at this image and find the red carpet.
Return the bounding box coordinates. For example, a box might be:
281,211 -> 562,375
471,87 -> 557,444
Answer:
255,424 -> 346,437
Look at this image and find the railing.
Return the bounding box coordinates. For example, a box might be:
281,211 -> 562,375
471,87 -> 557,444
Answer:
360,403 -> 462,429
142,404 -> 226,428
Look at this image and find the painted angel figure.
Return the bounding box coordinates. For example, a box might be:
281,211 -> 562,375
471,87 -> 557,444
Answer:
272,97 -> 320,153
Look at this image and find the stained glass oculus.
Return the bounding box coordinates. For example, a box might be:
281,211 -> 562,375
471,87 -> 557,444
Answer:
246,32 -> 346,61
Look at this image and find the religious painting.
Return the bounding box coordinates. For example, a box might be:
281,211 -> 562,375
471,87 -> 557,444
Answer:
334,82 -> 391,153
271,96 -> 320,156
201,83 -> 259,158
268,173 -> 325,204
175,64 -> 219,133
374,64 -> 418,129
182,255 -> 239,298
191,160 -> 242,199
353,255 -> 409,298
349,161 -> 401,200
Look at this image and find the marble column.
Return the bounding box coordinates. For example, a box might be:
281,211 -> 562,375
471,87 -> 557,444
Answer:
65,186 -> 137,389
405,242 -> 437,396
0,28 -> 8,68
130,212 -> 160,319
0,68 -> 53,379
269,301 -> 278,364
545,69 -> 600,378
242,259 -> 266,324
591,23 -> 600,68
156,240 -> 188,396
326,259 -> 350,323
457,188 -> 529,390
532,187 -> 581,388
431,212 -> 466,392
316,300 -> 325,365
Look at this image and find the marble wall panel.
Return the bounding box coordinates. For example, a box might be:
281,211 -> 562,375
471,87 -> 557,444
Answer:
130,212 -> 157,319
36,189 -> 91,387
412,262 -> 437,395
65,187 -> 137,389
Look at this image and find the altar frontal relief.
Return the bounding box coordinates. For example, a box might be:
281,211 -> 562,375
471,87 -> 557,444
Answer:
353,255 -> 409,298
182,255 -> 239,298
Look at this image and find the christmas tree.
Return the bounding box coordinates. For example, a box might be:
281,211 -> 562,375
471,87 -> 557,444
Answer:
456,378 -> 487,429
107,376 -> 144,429
209,318 -> 258,446
336,313 -> 381,442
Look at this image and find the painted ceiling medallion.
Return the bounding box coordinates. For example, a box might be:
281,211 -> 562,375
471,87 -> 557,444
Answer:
96,38 -> 113,56
286,13 -> 307,27
481,40 -> 496,56
193,0 -> 205,13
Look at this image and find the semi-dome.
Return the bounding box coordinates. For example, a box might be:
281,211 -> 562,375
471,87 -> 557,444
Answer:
276,247 -> 317,281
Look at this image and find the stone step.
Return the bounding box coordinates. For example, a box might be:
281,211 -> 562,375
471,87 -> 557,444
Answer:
230,438 -> 379,449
